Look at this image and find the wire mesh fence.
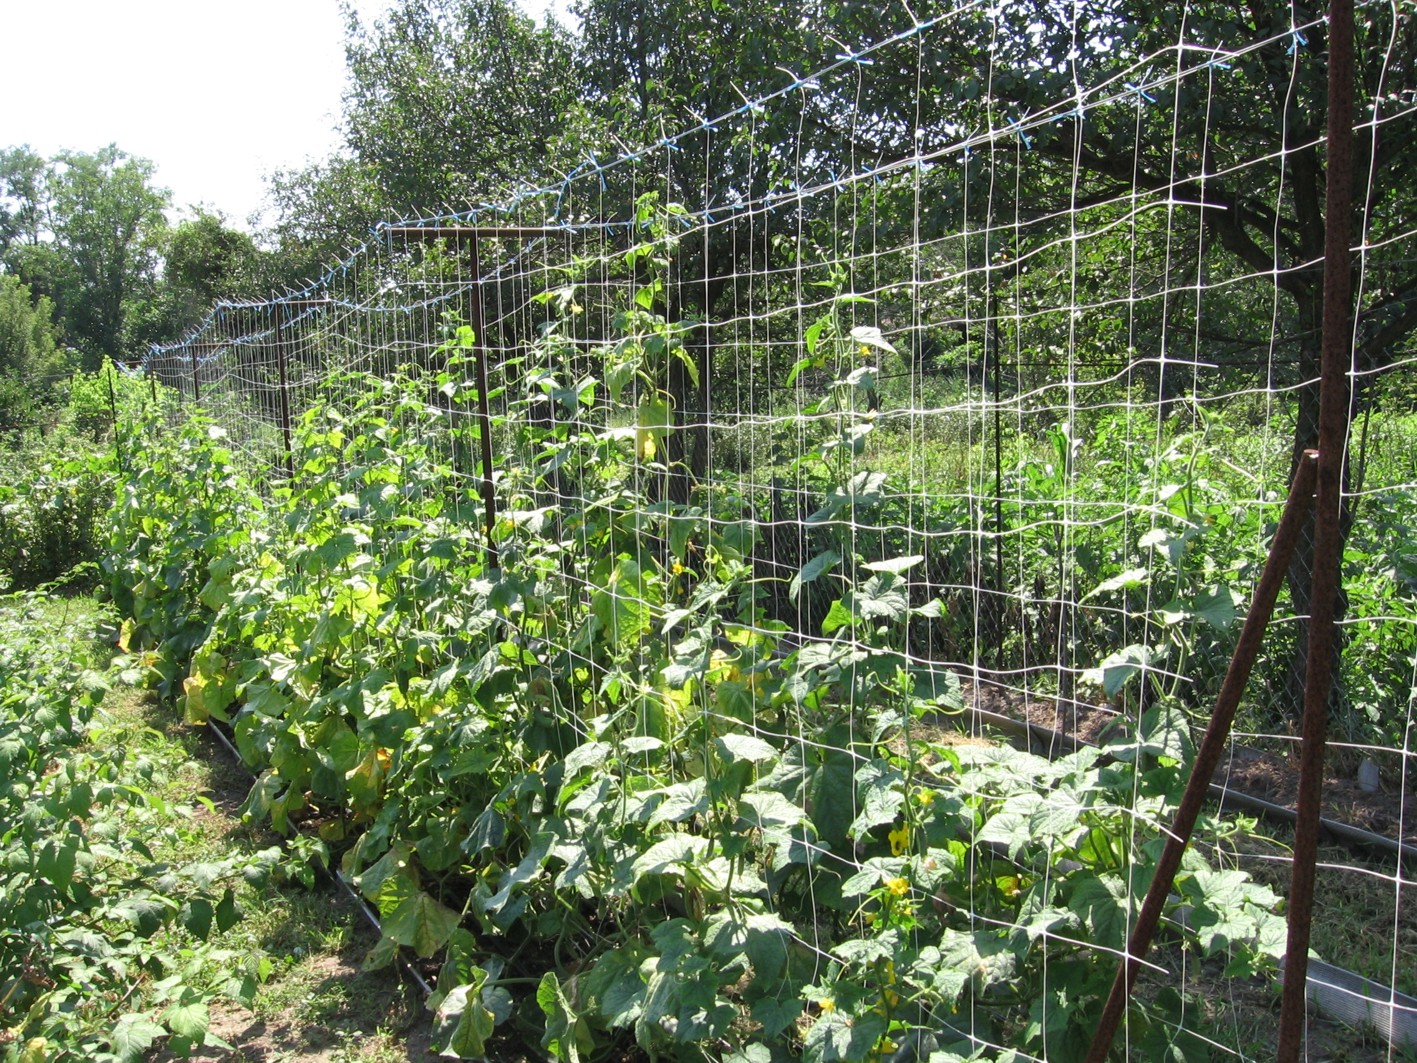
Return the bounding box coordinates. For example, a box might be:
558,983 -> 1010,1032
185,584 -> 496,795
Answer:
133,3 -> 1415,1059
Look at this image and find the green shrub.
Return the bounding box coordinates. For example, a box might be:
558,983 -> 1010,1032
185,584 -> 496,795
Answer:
0,444 -> 114,592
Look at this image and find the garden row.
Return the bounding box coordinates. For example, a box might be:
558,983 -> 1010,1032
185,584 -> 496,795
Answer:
102,345 -> 1292,1062
0,592 -> 286,1062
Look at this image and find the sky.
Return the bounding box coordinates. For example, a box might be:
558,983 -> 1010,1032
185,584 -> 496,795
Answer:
0,0 -> 565,231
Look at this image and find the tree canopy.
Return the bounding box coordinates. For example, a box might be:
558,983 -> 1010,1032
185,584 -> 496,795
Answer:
0,146 -> 267,376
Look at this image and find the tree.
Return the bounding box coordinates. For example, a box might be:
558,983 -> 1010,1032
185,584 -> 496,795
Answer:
264,156 -> 392,283
42,146 -> 171,367
0,274 -> 72,432
0,145 -> 47,259
160,209 -> 264,336
342,0 -> 582,215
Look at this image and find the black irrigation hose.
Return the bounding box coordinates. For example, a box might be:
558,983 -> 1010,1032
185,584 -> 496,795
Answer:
200,717 -> 434,998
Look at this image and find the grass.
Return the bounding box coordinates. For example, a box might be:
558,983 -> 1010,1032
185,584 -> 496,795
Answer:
115,703 -> 437,1063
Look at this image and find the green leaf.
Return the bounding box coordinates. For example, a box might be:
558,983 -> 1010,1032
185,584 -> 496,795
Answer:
752,996 -> 803,1039
1193,585 -> 1239,630
164,996 -> 210,1040
850,761 -> 905,837
1086,567 -> 1149,598
539,971 -> 594,1063
36,833 -> 79,897
1089,644 -> 1157,698
668,512 -> 699,561
861,554 -> 923,574
674,344 -> 700,387
794,730 -> 857,855
110,1015 -> 166,1063
805,1008 -> 887,1062
785,354 -> 817,386
738,791 -> 807,831
841,365 -> 876,390
849,325 -> 897,353
648,779 -> 708,827
853,573 -> 909,621
564,741 -> 611,777
481,832 -> 553,916
435,968 -> 497,1059
361,934 -> 399,972
820,598 -> 855,635
215,888 -> 240,933
728,1040 -> 780,1063
592,558 -> 652,646
382,891 -> 462,958
841,856 -> 901,897
584,946 -> 646,1028
715,733 -> 778,764
977,796 -> 1040,860
1067,874 -> 1131,950
790,550 -> 840,603
182,897 -> 214,940
634,395 -> 673,462
632,834 -> 709,882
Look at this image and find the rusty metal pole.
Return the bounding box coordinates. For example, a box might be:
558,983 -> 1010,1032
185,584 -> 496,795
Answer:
1084,451 -> 1319,1063
1276,0 -> 1355,1056
381,226 -> 580,565
271,303 -> 295,479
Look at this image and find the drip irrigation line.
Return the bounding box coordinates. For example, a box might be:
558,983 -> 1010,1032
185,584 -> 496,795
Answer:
1280,958 -> 1417,1051
200,715 -> 434,998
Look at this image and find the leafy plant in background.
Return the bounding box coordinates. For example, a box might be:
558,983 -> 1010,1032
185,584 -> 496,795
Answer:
69,357 -> 170,443
0,359 -> 176,593
1078,421 -> 1261,710
0,450 -> 113,593
104,412 -> 263,692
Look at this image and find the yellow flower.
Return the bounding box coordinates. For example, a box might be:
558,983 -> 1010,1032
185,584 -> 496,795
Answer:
885,877 -> 909,897
671,562 -> 686,575
888,824 -> 910,856
914,787 -> 936,807
819,998 -> 836,1014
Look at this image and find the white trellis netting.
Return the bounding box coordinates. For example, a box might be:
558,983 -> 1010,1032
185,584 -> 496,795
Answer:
141,3 -> 1415,1058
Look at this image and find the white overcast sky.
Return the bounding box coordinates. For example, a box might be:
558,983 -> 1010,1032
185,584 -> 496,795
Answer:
0,0 -> 564,230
